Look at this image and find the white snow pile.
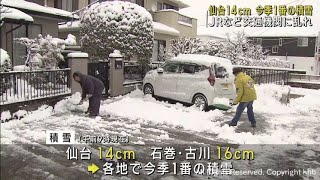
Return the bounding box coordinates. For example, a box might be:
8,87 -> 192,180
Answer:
1,84 -> 319,145
0,0 -> 77,19
0,6 -> 34,22
153,22 -> 180,36
96,85 -> 320,144
1,111 -> 11,122
64,34 -> 77,46
13,110 -> 28,119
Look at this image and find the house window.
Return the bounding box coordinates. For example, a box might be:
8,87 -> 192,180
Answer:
27,0 -> 44,6
163,3 -> 178,10
254,38 -> 262,45
88,0 -> 97,4
272,45 -> 278,53
157,2 -> 163,10
157,2 -> 178,11
134,0 -> 144,7
297,37 -> 308,47
59,0 -> 78,12
152,40 -> 166,61
12,24 -> 27,66
279,38 -> 283,46
28,24 -> 42,39
54,0 -> 62,8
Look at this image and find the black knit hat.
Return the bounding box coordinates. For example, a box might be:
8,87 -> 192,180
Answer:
73,71 -> 82,79
233,67 -> 242,75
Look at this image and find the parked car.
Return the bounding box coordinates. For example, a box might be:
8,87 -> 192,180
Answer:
143,54 -> 236,111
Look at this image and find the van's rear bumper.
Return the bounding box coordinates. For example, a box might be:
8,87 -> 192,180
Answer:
207,94 -> 236,106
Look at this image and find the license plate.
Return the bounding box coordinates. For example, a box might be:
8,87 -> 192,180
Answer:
223,84 -> 229,88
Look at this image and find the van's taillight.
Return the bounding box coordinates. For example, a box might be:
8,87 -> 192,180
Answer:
208,69 -> 215,86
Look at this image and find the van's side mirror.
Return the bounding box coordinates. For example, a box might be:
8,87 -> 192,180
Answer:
157,68 -> 164,73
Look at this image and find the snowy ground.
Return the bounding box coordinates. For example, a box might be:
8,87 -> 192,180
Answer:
1,84 -> 320,179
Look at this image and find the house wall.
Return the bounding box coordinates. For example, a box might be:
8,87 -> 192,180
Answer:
154,32 -> 177,51
33,16 -> 60,37
253,37 -> 316,57
1,16 -> 61,66
270,55 -> 317,75
153,11 -> 197,38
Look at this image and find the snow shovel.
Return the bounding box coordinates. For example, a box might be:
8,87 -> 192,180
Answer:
213,103 -> 232,111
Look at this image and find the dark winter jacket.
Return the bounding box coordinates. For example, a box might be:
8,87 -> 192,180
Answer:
73,71 -> 104,99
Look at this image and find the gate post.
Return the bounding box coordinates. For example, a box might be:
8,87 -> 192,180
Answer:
68,52 -> 88,94
109,50 -> 124,97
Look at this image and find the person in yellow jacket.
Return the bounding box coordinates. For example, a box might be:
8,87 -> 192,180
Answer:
229,68 -> 257,128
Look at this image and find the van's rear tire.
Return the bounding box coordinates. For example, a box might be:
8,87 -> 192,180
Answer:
192,94 -> 208,111
143,84 -> 154,97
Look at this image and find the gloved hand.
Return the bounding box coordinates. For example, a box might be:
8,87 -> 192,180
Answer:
86,94 -> 93,99
78,99 -> 84,105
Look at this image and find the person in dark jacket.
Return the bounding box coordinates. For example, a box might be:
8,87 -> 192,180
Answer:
73,71 -> 105,117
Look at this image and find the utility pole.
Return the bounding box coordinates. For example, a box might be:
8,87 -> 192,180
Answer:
315,31 -> 320,75
316,31 -> 320,54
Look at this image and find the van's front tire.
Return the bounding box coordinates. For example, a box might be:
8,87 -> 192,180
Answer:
192,94 -> 208,111
143,84 -> 154,97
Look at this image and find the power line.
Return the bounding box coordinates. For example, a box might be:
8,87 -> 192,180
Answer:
262,39 -> 299,48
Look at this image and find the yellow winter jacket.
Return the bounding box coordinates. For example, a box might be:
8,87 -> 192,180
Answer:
234,72 -> 257,104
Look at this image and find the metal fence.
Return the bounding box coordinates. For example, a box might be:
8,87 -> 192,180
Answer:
234,65 -> 306,85
0,69 -> 71,105
124,64 -> 144,81
124,61 -> 165,81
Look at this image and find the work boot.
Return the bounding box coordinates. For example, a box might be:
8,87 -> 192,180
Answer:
228,122 -> 237,127
89,114 -> 98,118
85,109 -> 91,114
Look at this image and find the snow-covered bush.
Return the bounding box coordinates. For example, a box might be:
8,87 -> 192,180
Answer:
38,34 -> 65,69
207,32 -> 266,64
170,37 -> 202,56
65,34 -> 77,46
158,44 -> 166,62
0,48 -> 11,72
15,34 -> 66,70
80,1 -> 154,63
0,49 -> 12,97
199,32 -> 290,68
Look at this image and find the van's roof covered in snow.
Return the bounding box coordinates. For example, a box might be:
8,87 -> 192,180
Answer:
170,54 -> 232,66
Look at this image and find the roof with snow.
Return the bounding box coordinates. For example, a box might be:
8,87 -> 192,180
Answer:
0,6 -> 34,23
170,54 -> 233,71
59,20 -> 181,36
0,0 -> 78,20
153,22 -> 180,36
168,0 -> 190,8
197,27 -> 227,39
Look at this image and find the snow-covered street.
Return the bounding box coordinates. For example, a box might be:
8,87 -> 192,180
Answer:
2,84 -> 320,145
1,84 -> 320,179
